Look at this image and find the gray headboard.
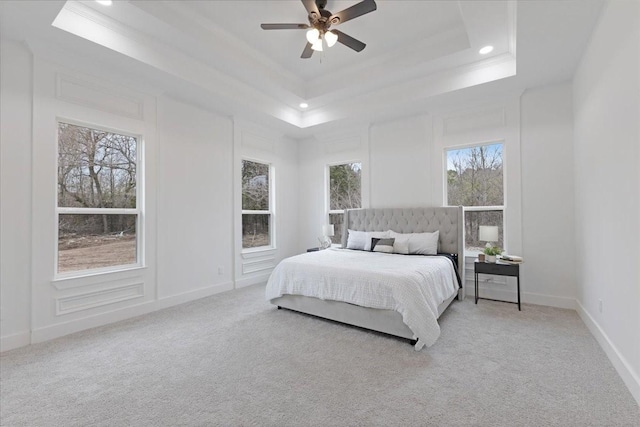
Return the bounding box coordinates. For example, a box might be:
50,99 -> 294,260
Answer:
341,207 -> 465,286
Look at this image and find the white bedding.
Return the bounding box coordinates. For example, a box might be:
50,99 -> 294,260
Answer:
265,248 -> 459,350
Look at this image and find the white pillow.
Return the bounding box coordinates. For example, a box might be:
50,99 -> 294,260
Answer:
346,229 -> 367,250
392,239 -> 409,255
389,230 -> 439,255
346,230 -> 390,251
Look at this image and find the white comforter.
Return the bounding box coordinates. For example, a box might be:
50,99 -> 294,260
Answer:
265,248 -> 459,350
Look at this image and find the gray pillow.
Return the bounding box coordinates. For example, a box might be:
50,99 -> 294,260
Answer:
371,237 -> 395,253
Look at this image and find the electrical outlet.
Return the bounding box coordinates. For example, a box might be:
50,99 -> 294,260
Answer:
599,299 -> 603,313
218,266 -> 224,275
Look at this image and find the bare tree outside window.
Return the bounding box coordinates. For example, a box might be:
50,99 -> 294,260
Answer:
57,122 -> 139,273
446,144 -> 504,251
329,163 -> 361,244
242,160 -> 271,249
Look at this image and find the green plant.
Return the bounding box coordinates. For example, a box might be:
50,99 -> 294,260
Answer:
483,246 -> 502,256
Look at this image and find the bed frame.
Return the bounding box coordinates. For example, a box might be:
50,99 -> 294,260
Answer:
271,206 -> 465,342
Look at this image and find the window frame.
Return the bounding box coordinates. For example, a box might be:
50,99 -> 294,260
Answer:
326,160 -> 362,246
443,141 -> 506,255
241,158 -> 275,252
55,118 -> 144,278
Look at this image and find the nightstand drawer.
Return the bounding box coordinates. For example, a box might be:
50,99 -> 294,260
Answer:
475,261 -> 519,276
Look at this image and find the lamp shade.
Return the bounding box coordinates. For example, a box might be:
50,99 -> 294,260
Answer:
322,224 -> 335,237
479,225 -> 499,242
306,28 -> 320,44
324,31 -> 338,47
311,38 -> 323,51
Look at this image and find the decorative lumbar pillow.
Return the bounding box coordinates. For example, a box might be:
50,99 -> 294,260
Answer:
371,237 -> 395,253
363,231 -> 389,251
389,230 -> 439,255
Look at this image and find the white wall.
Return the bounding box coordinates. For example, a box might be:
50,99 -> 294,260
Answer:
157,96 -> 234,302
572,0 -> 640,404
369,115 -> 433,207
0,41 -> 299,352
233,120 -> 300,288
297,127 -> 370,250
520,83 -> 576,307
296,97 -> 584,308
0,41 -> 33,350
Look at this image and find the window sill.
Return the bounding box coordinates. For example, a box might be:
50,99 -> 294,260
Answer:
241,247 -> 277,259
52,265 -> 147,290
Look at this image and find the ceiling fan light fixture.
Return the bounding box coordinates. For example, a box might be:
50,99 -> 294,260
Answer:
311,38 -> 323,52
306,28 -> 320,44
324,31 -> 338,47
299,102 -> 309,109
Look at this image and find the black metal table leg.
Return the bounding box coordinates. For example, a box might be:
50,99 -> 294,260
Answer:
517,274 -> 521,311
475,272 -> 478,304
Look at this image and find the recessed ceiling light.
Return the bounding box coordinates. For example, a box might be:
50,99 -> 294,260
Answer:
95,0 -> 113,5
479,45 -> 494,55
299,102 -> 309,109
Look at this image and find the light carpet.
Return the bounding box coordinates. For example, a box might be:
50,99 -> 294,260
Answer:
1,284 -> 638,426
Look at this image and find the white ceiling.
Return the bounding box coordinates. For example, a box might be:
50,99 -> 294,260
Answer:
0,0 -> 604,138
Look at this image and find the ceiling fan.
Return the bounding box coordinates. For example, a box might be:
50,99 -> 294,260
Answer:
260,0 -> 377,59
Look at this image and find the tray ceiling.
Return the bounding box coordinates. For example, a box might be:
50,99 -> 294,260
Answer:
0,0 -> 604,136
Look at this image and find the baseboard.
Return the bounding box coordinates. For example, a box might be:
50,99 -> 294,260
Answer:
155,281 -> 234,310
521,291 -> 576,309
27,281 -> 235,348
0,331 -> 31,353
469,285 -> 576,309
30,299 -> 158,345
576,300 -> 640,406
235,273 -> 270,289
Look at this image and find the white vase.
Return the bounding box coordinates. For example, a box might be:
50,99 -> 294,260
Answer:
486,254 -> 496,263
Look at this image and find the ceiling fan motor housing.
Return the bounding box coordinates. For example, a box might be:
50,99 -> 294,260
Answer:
310,2 -> 339,30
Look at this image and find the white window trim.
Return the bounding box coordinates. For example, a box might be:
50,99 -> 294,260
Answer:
326,160 -> 362,247
55,119 -> 144,279
443,142 -> 506,254
241,159 -> 275,252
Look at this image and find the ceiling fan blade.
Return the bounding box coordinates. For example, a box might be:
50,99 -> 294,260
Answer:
301,42 -> 314,59
329,0 -> 377,25
261,23 -> 309,30
333,30 -> 366,52
301,0 -> 320,17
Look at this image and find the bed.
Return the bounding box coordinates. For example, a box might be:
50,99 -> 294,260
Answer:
266,206 -> 465,349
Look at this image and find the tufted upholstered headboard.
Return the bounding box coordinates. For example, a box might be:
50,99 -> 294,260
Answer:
341,207 -> 465,287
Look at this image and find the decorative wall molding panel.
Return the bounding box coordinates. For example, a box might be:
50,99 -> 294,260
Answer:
242,256 -> 276,275
324,136 -> 362,155
443,107 -> 505,136
55,73 -> 145,120
241,129 -> 275,153
55,282 -> 144,315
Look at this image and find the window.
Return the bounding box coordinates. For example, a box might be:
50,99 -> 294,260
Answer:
242,159 -> 273,249
446,143 -> 504,252
57,122 -> 140,274
328,162 -> 362,245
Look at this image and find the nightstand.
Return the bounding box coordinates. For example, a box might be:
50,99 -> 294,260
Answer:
474,260 -> 521,311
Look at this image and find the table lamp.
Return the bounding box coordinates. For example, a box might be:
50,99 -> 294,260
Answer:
479,225 -> 499,248
319,224 -> 334,249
